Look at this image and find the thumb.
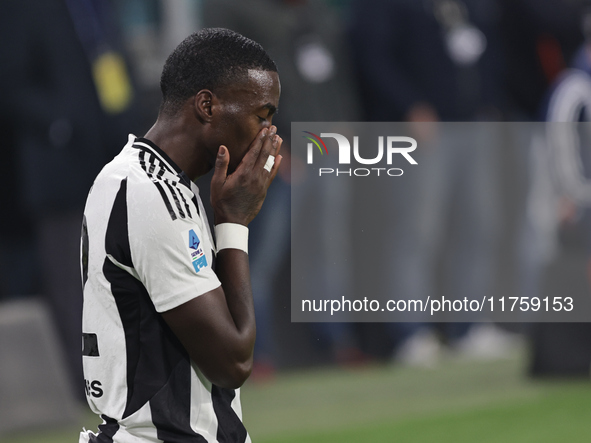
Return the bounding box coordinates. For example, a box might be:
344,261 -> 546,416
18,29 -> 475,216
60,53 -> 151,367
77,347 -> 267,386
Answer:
212,145 -> 229,185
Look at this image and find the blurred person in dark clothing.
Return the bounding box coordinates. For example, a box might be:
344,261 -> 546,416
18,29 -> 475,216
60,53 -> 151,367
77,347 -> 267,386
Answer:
500,0 -> 585,120
519,12 -> 591,375
349,0 -> 510,365
0,0 -> 139,400
499,0 -> 588,375
0,110 -> 39,299
350,0 -> 504,123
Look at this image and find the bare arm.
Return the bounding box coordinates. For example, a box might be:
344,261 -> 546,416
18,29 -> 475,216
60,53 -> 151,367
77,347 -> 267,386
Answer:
162,127 -> 282,389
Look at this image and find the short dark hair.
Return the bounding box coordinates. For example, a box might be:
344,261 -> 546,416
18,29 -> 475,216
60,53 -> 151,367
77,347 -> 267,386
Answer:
159,28 -> 277,115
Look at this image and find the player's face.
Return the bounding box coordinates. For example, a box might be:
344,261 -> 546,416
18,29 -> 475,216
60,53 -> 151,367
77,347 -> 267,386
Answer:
212,70 -> 280,173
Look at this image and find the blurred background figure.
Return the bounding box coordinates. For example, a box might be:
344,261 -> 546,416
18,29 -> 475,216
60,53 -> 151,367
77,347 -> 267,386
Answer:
348,0 -> 512,366
115,0 -> 201,123
495,0 -> 591,377
0,86 -> 38,300
202,0 -> 365,372
499,0 -> 585,121
0,0 -> 140,401
499,0 -> 585,310
519,5 -> 591,376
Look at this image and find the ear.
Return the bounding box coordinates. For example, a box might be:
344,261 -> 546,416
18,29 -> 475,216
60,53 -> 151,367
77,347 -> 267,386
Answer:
193,90 -> 216,123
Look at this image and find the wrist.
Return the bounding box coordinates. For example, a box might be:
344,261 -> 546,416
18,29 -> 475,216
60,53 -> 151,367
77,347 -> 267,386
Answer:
214,215 -> 247,226
213,209 -> 250,226
215,223 -> 249,254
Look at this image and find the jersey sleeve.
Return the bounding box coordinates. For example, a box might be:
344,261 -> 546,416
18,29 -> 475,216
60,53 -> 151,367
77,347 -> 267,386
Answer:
127,177 -> 220,313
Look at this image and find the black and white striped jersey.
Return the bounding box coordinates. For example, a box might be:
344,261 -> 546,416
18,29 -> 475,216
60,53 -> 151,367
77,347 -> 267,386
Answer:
79,135 -> 250,443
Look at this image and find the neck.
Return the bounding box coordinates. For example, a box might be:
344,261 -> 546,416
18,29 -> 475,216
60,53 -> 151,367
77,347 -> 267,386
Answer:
143,113 -> 213,181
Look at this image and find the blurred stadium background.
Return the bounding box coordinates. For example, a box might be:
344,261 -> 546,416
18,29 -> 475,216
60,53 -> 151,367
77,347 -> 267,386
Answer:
3,0 -> 591,441
3,353 -> 591,442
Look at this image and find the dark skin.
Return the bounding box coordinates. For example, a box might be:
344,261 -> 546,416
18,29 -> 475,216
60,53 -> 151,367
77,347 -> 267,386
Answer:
144,69 -> 282,389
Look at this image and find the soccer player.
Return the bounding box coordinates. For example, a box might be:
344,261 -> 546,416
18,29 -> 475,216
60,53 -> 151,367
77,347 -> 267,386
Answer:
79,28 -> 282,442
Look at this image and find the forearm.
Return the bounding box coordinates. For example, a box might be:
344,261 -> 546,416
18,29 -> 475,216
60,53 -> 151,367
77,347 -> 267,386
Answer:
162,248 -> 256,389
215,248 -> 256,361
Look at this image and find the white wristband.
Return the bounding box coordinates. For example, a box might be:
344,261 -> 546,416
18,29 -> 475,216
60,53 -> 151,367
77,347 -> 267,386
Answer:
215,223 -> 249,254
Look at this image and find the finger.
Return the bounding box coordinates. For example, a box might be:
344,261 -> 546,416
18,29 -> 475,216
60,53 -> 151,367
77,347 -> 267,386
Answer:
255,130 -> 280,173
253,126 -> 278,171
263,135 -> 283,174
263,154 -> 275,173
274,135 -> 283,157
211,145 -> 229,188
267,154 -> 283,185
239,127 -> 268,172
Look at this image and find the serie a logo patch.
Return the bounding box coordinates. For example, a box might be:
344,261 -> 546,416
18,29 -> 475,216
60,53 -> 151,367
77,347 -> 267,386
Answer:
188,229 -> 208,273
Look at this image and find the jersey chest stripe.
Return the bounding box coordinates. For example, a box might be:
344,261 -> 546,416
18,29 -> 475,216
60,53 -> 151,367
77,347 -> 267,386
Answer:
151,154 -> 193,220
140,149 -> 195,221
154,182 -> 178,221
174,180 -> 193,219
138,150 -> 177,221
180,188 -> 193,218
166,179 -> 193,219
162,179 -> 187,219
156,163 -> 165,180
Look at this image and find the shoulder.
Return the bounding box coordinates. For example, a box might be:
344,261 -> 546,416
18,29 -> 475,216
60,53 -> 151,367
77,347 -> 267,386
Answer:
125,141 -> 198,223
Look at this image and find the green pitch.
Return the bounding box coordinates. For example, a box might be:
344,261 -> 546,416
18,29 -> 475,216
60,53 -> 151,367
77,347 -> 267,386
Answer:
2,352 -> 590,443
